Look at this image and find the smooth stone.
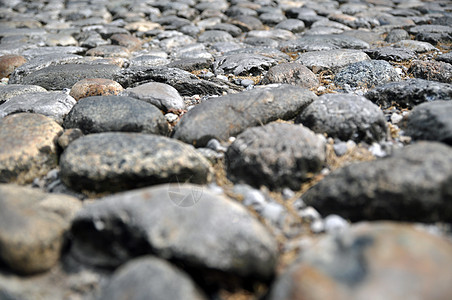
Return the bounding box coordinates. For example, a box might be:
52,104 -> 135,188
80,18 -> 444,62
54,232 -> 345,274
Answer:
297,49 -> 370,73
275,19 -> 305,33
269,222 -> 452,300
60,132 -> 212,193
0,91 -> 76,124
198,30 -> 233,44
231,15 -> 265,32
70,184 -> 277,280
226,123 -> 326,190
302,142 -> 452,222
0,184 -> 81,274
63,96 -> 169,135
21,46 -> 86,57
334,60 -> 401,90
69,78 -> 124,101
18,64 -> 121,91
0,113 -> 62,184
404,100 -> 452,145
85,45 -> 130,58
384,28 -> 410,43
246,29 -> 295,41
0,54 -> 27,78
0,84 -> 46,104
393,40 -> 438,53
110,33 -> 142,51
120,82 -> 185,112
280,34 -> 370,52
99,256 -> 207,300
364,47 -> 416,62
409,24 -> 452,44
365,78 -> 452,108
261,62 -> 319,89
244,37 -> 279,48
409,60 -> 452,83
296,94 -> 387,143
213,53 -> 277,76
172,85 -> 317,147
58,128 -> 84,149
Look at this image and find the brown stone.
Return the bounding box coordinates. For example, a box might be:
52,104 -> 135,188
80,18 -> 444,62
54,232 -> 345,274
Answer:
57,128 -> 84,149
85,45 -> 131,58
0,113 -> 63,184
0,55 -> 27,78
110,34 -> 142,51
269,222 -> 452,300
409,60 -> 452,83
69,78 -> 124,101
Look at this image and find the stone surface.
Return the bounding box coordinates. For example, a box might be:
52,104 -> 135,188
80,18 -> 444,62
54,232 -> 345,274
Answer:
0,91 -> 76,124
297,50 -> 370,73
120,82 -> 185,112
70,184 -> 277,279
393,40 -> 438,53
0,84 -> 46,105
99,256 -> 207,300
0,184 -> 81,274
280,34 -> 370,52
173,85 -> 317,147
85,45 -> 130,58
302,142 -> 452,222
213,53 -> 277,76
60,132 -> 212,193
0,54 -> 27,78
0,113 -> 62,184
226,123 -> 326,190
365,78 -> 452,108
364,47 -> 416,62
261,63 -> 319,89
404,100 -> 452,145
409,60 -> 452,84
69,78 -> 124,101
334,60 -> 401,90
269,222 -> 452,300
63,96 -> 169,135
296,94 -> 387,143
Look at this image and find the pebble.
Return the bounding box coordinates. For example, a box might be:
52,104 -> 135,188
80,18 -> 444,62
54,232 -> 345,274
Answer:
0,54 -> 27,78
69,78 -> 124,101
261,62 -> 319,89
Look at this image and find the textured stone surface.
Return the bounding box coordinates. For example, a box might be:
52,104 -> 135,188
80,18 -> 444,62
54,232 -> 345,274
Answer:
0,84 -> 46,105
297,49 -> 370,73
213,53 -> 276,76
0,54 -> 27,78
69,78 -> 124,101
261,63 -> 319,89
63,96 -> 169,135
60,132 -> 212,193
0,113 -> 62,184
409,60 -> 452,84
280,34 -> 369,52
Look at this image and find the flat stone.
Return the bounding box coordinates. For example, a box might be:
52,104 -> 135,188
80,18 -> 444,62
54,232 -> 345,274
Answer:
365,78 -> 452,108
226,123 -> 326,190
166,58 -> 212,72
85,45 -> 130,58
393,40 -> 437,53
334,60 -> 401,90
297,49 -> 370,73
364,47 -> 416,62
198,30 -> 233,44
99,256 -> 207,300
0,184 -> 81,274
172,85 -> 317,147
385,28 -> 410,43
261,62 -> 319,89
213,53 -> 277,76
69,78 -> 124,101
409,60 -> 452,83
436,52 -> 452,64
269,222 -> 452,300
231,15 -> 265,32
409,24 -> 452,44
296,94 -> 387,143
18,64 -> 121,90
21,46 -> 86,58
63,96 -> 169,135
0,55 -> 27,78
0,113 -> 62,184
302,142 -> 452,222
120,82 -> 185,112
207,23 -> 242,37
70,184 -> 277,280
0,84 -> 46,105
246,29 -> 295,41
110,33 -> 142,51
280,34 -> 370,52
404,100 -> 452,145
0,91 -> 76,124
128,55 -> 170,68
275,19 -> 305,33
60,132 -> 212,193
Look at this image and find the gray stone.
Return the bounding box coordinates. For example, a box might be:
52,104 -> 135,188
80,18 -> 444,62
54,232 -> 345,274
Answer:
245,29 -> 295,41
302,142 -> 452,222
275,19 -> 305,33
0,113 -> 62,184
393,40 -> 438,53
198,30 -> 233,44
244,37 -> 279,48
262,63 -> 319,89
280,34 -> 370,52
70,184 -> 277,280
364,47 -> 416,62
120,82 -> 185,113
404,100 -> 452,145
213,53 -> 276,76
0,91 -> 76,124
385,28 -> 410,43
409,25 -> 452,44
21,46 -> 86,58
226,123 -> 326,190
334,60 -> 401,90
259,12 -> 286,26
63,96 -> 169,135
0,184 -> 81,274
365,78 -> 452,108
269,222 -> 452,300
166,58 -> 213,72
172,85 -> 317,147
409,60 -> 452,84
436,52 -> 452,64
296,94 -> 387,143
207,24 -> 242,37
297,49 -> 370,73
60,132 -> 212,193
231,15 -> 265,31
17,64 -> 121,91
99,256 -> 207,300
128,55 -> 170,68
0,84 -> 46,105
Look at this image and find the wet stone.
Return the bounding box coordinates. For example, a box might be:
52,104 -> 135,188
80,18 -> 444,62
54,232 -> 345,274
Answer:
409,60 -> 452,84
0,84 -> 46,105
261,62 -> 319,89
226,123 -> 326,190
404,100 -> 452,145
63,96 -> 169,136
297,49 -> 370,73
0,55 -> 27,78
60,132 -> 212,193
0,113 -> 62,184
296,94 -> 387,143
69,78 -> 124,101
213,53 -> 276,76
365,78 -> 452,108
0,91 -> 76,124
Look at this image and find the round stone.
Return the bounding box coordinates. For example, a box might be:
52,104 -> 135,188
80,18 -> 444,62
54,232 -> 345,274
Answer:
69,78 -> 124,101
0,54 -> 27,78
